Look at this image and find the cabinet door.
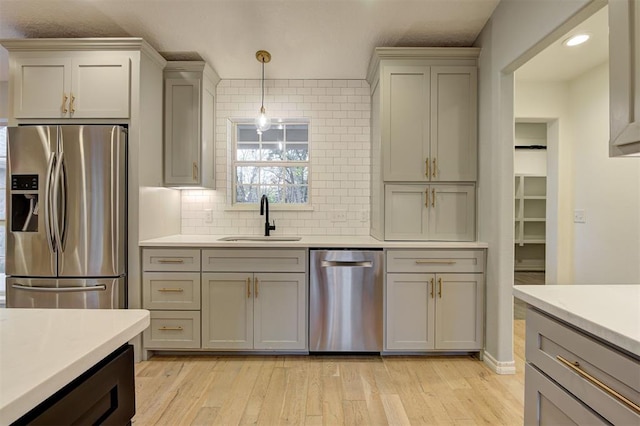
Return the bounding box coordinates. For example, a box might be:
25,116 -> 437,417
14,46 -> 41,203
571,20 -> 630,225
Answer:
164,78 -> 201,186
71,57 -> 130,118
384,184 -> 429,240
202,273 -> 253,349
382,66 -> 430,182
253,273 -> 306,350
386,273 -> 435,350
12,57 -> 71,118
429,184 -> 475,241
430,67 -> 477,181
434,273 -> 483,350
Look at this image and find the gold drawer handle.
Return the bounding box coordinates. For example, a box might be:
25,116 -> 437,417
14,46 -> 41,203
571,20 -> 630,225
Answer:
70,93 -> 75,113
159,326 -> 184,331
430,278 -> 434,298
255,277 -> 259,298
158,259 -> 185,264
432,158 -> 437,178
556,355 -> 640,414
432,188 -> 436,208
425,157 -> 430,177
247,277 -> 251,298
438,277 -> 442,298
158,288 -> 184,293
62,93 -> 68,113
415,260 -> 457,265
425,188 -> 429,208
193,161 -> 198,181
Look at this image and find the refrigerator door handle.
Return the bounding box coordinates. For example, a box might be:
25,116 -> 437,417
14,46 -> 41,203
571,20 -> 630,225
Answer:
110,126 -> 119,272
44,152 -> 57,253
52,151 -> 65,253
12,284 -> 107,293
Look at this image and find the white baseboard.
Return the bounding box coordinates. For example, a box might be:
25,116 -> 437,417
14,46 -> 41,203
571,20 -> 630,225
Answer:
483,350 -> 516,375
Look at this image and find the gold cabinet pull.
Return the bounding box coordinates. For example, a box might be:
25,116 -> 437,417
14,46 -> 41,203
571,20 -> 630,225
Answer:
438,277 -> 442,298
556,355 -> 640,414
247,277 -> 251,298
61,93 -> 68,113
192,161 -> 198,181
425,157 -> 430,177
432,188 -> 436,208
425,188 -> 429,208
159,326 -> 183,331
432,158 -> 437,178
415,260 -> 456,265
158,288 -> 184,293
158,259 -> 185,264
69,93 -> 75,113
254,277 -> 259,298
430,277 -> 434,298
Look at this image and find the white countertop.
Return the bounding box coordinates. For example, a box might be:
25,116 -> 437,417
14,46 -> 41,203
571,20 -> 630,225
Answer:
140,234 -> 489,249
0,308 -> 150,424
513,285 -> 640,357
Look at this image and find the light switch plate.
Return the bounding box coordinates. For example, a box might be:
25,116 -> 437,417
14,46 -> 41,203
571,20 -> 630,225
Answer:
331,211 -> 347,222
204,209 -> 213,223
573,209 -> 586,223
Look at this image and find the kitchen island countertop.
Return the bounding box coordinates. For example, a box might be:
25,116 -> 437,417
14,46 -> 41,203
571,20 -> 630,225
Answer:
513,285 -> 640,357
0,308 -> 150,424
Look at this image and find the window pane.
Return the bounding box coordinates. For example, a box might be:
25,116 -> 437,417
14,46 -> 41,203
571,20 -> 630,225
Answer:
261,166 -> 286,184
260,185 -> 284,203
286,125 -> 308,142
236,166 -> 260,185
284,166 -> 308,185
285,185 -> 308,203
261,127 -> 284,142
237,142 -> 260,161
285,143 -> 309,161
236,184 -> 260,203
260,143 -> 284,161
238,125 -> 259,142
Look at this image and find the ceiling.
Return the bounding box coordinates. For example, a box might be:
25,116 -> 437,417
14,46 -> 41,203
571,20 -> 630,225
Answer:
515,5 -> 608,83
0,0 -> 501,82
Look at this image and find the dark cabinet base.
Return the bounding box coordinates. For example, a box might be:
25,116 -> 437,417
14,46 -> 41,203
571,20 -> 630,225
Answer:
13,344 -> 135,426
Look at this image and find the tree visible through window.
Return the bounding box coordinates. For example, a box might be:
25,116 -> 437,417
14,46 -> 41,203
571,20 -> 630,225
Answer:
234,122 -> 310,205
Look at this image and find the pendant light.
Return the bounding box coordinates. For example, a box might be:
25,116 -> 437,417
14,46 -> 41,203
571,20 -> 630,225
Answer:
255,50 -> 272,134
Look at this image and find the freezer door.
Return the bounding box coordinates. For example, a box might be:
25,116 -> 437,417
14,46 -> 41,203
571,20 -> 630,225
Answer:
7,126 -> 57,277
6,277 -> 125,308
58,125 -> 126,277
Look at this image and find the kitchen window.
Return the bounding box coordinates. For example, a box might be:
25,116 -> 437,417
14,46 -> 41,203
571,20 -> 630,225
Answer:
233,121 -> 310,206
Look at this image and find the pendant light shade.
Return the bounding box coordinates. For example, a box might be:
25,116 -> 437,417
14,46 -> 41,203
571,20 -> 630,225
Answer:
255,50 -> 272,133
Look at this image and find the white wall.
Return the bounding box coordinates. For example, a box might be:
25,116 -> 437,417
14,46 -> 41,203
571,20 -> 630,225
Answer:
181,79 -> 371,236
514,80 -> 573,284
475,0 -> 600,372
569,63 -> 640,283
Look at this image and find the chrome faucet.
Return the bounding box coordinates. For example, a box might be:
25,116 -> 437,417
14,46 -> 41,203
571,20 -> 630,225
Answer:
259,194 -> 276,236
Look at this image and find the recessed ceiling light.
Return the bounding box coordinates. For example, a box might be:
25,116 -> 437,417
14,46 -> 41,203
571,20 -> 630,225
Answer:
563,34 -> 590,47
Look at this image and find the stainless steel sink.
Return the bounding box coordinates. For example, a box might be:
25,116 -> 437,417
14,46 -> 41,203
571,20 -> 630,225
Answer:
217,236 -> 302,242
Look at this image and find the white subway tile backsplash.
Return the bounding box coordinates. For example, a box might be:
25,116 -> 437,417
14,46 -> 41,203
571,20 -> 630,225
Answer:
181,79 -> 371,236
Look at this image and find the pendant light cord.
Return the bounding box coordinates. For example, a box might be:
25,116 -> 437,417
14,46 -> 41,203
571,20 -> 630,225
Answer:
261,59 -> 265,111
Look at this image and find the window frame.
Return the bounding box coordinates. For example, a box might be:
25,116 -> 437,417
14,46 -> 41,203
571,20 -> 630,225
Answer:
230,118 -> 312,209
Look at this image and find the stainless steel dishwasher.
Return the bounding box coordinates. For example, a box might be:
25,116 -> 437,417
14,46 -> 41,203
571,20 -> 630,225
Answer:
310,249 -> 383,352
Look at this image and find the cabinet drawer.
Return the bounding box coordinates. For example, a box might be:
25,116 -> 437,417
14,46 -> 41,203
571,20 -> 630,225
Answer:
142,272 -> 200,310
526,308 -> 640,425
143,311 -> 201,349
524,364 -> 608,425
142,249 -> 200,272
386,249 -> 484,273
202,249 -> 306,273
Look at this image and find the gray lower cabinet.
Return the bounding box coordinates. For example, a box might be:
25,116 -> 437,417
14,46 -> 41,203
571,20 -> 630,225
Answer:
524,308 -> 640,425
385,249 -> 484,352
201,272 -> 306,350
142,249 -> 202,350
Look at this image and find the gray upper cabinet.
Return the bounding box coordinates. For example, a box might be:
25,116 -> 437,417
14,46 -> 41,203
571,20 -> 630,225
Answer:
164,61 -> 220,188
380,61 -> 477,182
609,0 -> 640,157
368,48 -> 479,241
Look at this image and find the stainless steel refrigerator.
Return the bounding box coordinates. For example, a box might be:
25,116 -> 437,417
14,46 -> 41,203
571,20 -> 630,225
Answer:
6,125 -> 127,309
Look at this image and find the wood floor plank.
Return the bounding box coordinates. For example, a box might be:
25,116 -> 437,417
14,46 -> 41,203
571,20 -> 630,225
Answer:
133,321 -> 527,425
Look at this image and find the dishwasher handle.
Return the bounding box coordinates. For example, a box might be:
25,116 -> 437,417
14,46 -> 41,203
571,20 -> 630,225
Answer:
321,260 -> 373,268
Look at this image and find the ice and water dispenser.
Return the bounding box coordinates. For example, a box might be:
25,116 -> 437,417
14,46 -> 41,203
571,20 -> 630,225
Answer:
11,174 -> 39,232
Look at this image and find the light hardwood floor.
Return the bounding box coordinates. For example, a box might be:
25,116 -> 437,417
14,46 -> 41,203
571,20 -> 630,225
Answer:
133,320 -> 526,426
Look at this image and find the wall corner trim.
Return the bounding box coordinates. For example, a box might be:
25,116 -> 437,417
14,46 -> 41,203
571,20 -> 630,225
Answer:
483,351 -> 517,375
